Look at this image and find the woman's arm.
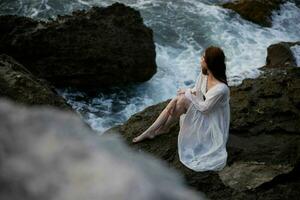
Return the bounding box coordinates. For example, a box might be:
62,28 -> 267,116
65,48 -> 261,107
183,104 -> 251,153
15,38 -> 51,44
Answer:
190,86 -> 197,95
184,87 -> 225,114
191,71 -> 203,94
178,72 -> 202,95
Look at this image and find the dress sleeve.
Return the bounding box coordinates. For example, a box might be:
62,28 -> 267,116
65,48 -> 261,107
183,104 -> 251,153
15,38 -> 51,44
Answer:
191,86 -> 196,93
184,86 -> 225,114
190,72 -> 202,93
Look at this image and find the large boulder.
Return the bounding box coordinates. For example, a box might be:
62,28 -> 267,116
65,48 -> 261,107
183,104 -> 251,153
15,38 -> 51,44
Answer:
105,48 -> 300,199
0,97 -> 205,200
265,41 -> 300,68
221,0 -> 285,27
0,2 -> 157,89
0,54 -> 70,110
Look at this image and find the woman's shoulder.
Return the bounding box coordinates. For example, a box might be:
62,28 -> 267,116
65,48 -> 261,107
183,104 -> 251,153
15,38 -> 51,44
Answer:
214,82 -> 230,95
220,82 -> 229,90
219,83 -> 230,97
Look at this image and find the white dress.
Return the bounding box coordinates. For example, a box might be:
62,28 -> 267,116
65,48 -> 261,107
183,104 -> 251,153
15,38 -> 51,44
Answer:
178,70 -> 230,172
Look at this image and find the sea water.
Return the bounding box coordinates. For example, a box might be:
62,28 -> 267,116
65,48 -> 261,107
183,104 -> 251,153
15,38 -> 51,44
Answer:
1,0 -> 299,133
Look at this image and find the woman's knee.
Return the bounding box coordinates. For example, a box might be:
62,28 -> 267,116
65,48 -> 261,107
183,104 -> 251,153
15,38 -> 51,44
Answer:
177,94 -> 191,112
167,95 -> 187,116
173,98 -> 186,115
177,94 -> 187,105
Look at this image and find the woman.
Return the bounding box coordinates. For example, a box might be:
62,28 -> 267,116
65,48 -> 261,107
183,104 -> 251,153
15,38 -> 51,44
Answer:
132,46 -> 230,172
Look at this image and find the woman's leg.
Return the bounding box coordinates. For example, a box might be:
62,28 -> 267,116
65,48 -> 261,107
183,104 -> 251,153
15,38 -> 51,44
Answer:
132,97 -> 177,143
132,94 -> 191,143
154,93 -> 191,134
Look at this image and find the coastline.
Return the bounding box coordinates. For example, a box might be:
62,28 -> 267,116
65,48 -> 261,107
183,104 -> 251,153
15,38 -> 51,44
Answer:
0,1 -> 299,199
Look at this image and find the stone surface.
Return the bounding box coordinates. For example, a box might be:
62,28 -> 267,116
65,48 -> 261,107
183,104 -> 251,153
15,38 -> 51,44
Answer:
218,161 -> 293,191
265,41 -> 300,68
105,48 -> 300,199
0,54 -> 70,109
0,98 -> 205,200
0,2 -> 157,89
221,0 -> 285,27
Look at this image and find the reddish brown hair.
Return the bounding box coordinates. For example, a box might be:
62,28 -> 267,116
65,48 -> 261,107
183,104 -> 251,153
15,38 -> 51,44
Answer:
204,46 -> 228,86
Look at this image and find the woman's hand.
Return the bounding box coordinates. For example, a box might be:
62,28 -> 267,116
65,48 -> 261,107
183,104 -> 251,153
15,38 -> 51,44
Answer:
178,88 -> 196,96
177,88 -> 187,96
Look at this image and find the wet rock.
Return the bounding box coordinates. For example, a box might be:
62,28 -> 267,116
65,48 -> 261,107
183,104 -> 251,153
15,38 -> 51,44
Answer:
218,161 -> 293,191
0,98 -> 205,200
105,46 -> 300,199
221,0 -> 285,27
230,66 -> 300,135
265,41 -> 300,68
0,54 -> 70,110
295,0 -> 300,8
0,2 -> 157,90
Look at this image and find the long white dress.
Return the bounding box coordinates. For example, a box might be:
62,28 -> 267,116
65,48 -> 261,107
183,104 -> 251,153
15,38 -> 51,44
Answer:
178,70 -> 230,172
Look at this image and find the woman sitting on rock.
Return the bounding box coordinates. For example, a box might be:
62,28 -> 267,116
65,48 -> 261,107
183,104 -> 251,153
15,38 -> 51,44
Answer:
132,46 -> 230,172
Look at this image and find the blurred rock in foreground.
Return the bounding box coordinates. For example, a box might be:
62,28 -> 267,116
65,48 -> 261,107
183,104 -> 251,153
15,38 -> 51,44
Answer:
0,97 -> 205,200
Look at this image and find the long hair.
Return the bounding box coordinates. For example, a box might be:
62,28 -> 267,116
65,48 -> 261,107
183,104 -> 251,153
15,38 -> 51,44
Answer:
204,46 -> 228,86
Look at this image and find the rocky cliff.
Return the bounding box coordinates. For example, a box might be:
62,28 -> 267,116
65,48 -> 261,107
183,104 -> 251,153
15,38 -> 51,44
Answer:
105,42 -> 300,199
0,2 -> 157,90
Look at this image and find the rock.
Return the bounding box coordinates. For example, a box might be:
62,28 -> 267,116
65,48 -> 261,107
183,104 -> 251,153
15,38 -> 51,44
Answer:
0,97 -> 205,200
0,54 -> 70,110
230,66 -> 300,134
221,0 -> 285,27
295,0 -> 300,8
218,161 -> 293,191
105,53 -> 300,199
265,41 -> 300,68
105,101 -> 235,200
0,2 -> 157,89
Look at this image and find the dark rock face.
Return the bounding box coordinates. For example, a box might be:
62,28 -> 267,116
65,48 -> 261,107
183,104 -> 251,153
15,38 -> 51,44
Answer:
0,54 -> 70,109
0,98 -> 204,200
105,49 -> 300,199
0,2 -> 157,89
295,0 -> 300,7
265,41 -> 300,68
222,0 -> 285,27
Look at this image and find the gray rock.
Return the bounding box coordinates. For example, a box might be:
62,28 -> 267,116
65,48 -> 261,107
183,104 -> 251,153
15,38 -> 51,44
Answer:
221,0 -> 285,27
0,54 -> 70,110
265,41 -> 300,68
218,161 -> 293,191
0,97 -> 205,200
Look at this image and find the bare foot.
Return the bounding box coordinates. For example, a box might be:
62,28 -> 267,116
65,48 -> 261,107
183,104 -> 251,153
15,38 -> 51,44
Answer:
132,126 -> 171,143
132,131 -> 155,143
